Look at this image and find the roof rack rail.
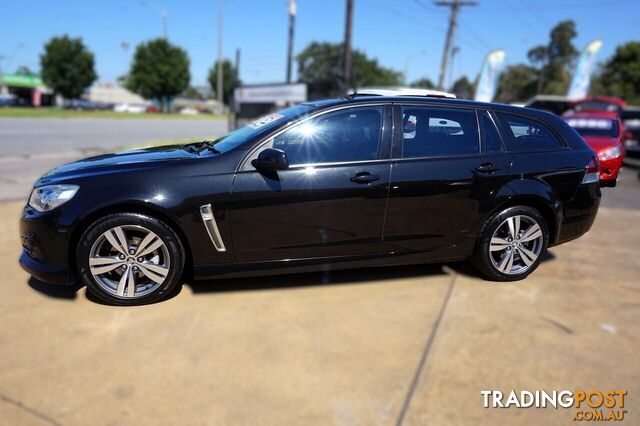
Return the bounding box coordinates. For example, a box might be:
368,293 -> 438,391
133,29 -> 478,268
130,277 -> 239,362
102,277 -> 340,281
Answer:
346,87 -> 457,99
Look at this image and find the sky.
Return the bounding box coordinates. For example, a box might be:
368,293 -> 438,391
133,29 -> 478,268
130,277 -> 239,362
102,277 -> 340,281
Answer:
1,0 -> 639,89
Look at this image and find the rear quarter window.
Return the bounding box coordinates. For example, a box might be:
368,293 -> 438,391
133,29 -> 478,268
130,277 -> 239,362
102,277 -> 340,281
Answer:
496,112 -> 563,151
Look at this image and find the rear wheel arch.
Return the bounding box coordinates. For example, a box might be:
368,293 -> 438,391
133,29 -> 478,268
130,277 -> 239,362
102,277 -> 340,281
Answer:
68,203 -> 193,281
485,196 -> 558,246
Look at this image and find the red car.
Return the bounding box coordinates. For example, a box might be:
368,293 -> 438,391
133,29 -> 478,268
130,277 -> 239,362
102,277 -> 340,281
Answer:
573,96 -> 627,115
565,111 -> 625,186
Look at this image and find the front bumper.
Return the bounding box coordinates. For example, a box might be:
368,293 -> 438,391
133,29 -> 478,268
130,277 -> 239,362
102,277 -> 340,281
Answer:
19,205 -> 73,285
19,251 -> 71,284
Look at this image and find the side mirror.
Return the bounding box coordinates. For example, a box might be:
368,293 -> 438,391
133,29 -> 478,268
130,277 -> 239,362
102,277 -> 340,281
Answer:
251,148 -> 289,171
624,130 -> 634,142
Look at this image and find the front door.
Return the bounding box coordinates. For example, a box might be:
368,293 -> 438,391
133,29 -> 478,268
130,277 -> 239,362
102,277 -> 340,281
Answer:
230,104 -> 392,262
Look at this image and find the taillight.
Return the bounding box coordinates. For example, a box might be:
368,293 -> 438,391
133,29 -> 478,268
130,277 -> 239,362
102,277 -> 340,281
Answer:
581,156 -> 600,184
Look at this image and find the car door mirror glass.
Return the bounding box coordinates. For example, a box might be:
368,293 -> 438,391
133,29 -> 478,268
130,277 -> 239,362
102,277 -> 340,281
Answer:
251,148 -> 289,171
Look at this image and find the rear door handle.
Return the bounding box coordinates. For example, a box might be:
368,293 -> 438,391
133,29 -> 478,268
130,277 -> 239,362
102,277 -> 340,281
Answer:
350,172 -> 380,184
475,163 -> 499,174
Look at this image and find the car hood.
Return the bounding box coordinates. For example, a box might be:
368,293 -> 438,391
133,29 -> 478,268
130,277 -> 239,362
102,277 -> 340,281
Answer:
581,136 -> 620,152
37,145 -> 197,185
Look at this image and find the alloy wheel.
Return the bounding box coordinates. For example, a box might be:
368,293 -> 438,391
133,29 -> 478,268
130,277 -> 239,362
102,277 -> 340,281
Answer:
88,225 -> 170,298
488,214 -> 544,275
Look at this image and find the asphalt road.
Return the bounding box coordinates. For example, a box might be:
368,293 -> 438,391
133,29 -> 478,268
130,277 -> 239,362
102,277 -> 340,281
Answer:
0,118 -> 229,201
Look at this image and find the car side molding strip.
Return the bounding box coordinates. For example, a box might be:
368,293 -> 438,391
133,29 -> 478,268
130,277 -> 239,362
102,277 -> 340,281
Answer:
199,204 -> 227,252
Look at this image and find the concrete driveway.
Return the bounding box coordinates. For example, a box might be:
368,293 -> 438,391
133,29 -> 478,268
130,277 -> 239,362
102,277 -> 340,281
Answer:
1,180 -> 639,425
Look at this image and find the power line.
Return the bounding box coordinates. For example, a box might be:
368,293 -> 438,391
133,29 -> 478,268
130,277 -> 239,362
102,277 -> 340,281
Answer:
368,0 -> 446,30
458,19 -> 492,50
501,0 -> 538,37
366,0 -> 487,54
467,0 -> 638,13
519,0 -> 550,28
413,0 -> 445,14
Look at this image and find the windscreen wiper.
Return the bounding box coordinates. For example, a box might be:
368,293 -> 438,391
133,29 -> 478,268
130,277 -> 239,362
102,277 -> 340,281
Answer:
182,141 -> 221,154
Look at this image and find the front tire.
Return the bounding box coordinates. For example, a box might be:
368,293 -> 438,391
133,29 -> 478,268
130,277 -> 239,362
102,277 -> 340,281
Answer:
76,213 -> 185,305
472,206 -> 549,281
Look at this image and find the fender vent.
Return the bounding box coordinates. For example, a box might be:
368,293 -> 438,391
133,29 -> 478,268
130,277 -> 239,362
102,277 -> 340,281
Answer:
199,204 -> 227,252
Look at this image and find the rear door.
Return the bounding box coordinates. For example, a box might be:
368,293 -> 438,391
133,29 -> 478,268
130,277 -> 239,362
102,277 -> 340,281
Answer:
382,104 -> 513,254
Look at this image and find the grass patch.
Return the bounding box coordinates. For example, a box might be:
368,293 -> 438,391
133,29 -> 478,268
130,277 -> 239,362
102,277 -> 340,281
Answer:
0,107 -> 228,120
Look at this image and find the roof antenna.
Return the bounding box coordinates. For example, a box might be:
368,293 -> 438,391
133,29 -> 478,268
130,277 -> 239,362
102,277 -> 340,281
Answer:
345,88 -> 357,100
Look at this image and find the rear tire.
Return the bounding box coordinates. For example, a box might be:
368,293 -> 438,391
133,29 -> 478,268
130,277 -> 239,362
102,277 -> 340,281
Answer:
472,206 -> 549,281
76,213 -> 185,305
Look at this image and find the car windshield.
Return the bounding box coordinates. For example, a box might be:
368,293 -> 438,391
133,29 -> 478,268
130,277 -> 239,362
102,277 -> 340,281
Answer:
211,104 -> 314,153
575,101 -> 622,113
565,118 -> 619,138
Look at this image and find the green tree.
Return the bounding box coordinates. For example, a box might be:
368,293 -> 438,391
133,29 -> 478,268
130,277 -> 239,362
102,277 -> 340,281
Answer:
528,20 -> 577,95
207,59 -> 240,106
410,78 -> 435,89
40,35 -> 97,99
181,86 -> 205,100
495,64 -> 538,103
592,42 -> 640,104
297,41 -> 402,99
127,38 -> 190,112
527,45 -> 548,93
16,66 -> 35,75
450,76 -> 475,99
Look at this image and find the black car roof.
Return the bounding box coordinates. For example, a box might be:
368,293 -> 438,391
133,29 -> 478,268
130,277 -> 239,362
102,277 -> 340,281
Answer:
301,95 -> 560,121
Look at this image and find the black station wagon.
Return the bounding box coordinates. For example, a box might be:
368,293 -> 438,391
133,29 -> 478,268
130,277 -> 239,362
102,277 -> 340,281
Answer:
20,90 -> 601,305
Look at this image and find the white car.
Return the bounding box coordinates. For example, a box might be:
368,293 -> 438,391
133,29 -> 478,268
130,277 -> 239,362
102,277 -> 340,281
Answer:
114,103 -> 147,114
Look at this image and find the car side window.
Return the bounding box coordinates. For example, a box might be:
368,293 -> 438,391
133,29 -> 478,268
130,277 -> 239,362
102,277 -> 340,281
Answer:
481,111 -> 505,153
496,112 -> 562,151
272,106 -> 383,165
399,107 -> 479,158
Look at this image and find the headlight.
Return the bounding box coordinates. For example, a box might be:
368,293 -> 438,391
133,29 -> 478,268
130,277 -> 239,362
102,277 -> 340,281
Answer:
598,146 -> 622,161
28,185 -> 79,212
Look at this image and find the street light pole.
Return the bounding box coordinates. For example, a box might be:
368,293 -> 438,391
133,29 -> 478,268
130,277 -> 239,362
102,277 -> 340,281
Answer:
343,0 -> 354,93
217,0 -> 224,114
140,1 -> 168,39
286,0 -> 297,84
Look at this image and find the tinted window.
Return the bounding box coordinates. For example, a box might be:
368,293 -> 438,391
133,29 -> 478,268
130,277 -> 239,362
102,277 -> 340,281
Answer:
212,104 -> 313,153
481,111 -> 504,152
496,113 -> 562,151
565,117 -> 619,138
272,106 -> 383,165
400,107 -> 479,158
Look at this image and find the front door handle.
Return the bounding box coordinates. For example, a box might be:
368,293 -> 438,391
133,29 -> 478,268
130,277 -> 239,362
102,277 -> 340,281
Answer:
475,162 -> 499,174
350,172 -> 380,184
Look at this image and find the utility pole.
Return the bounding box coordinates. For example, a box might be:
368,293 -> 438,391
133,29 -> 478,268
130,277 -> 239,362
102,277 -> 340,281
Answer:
343,0 -> 354,93
435,0 -> 476,90
235,48 -> 241,83
217,0 -> 224,114
140,1 -> 168,39
286,0 -> 297,84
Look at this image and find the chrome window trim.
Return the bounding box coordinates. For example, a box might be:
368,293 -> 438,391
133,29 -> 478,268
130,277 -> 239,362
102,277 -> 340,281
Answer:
238,103 -> 388,172
199,204 -> 226,252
